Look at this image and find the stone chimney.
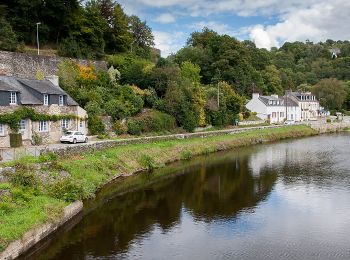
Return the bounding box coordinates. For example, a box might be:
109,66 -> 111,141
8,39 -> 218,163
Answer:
45,75 -> 59,86
252,93 -> 260,99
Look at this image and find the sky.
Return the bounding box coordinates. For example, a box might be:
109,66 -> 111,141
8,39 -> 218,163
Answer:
118,0 -> 350,57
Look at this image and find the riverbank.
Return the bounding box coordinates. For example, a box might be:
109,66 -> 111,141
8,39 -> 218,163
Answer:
0,125 -> 319,258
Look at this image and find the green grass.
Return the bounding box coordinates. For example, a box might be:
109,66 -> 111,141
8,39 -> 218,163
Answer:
0,125 -> 317,253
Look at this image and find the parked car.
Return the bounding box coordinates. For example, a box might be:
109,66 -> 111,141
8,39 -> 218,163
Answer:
284,120 -> 295,125
60,131 -> 88,144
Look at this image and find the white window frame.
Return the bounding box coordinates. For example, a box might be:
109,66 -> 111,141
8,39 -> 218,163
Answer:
59,95 -> 64,106
20,119 -> 26,131
38,121 -> 49,132
0,124 -> 4,136
9,92 -> 17,105
61,119 -> 70,130
43,94 -> 49,106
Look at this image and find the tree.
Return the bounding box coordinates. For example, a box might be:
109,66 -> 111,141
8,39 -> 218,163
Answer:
129,15 -> 154,51
262,65 -> 283,94
312,78 -> 347,110
0,18 -> 20,51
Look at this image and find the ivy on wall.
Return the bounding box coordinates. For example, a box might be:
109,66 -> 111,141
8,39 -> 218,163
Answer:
0,107 -> 80,132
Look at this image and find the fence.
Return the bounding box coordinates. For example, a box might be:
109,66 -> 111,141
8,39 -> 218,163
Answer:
0,147 -> 44,162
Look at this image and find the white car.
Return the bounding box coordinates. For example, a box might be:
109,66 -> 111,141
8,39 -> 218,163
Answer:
60,131 -> 88,144
284,120 -> 295,125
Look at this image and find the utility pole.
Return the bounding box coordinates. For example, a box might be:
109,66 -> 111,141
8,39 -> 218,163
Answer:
217,83 -> 220,108
36,22 -> 41,55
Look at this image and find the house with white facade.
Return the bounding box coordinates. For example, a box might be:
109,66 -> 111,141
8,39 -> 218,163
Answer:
0,75 -> 87,148
246,93 -> 299,124
246,92 -> 320,124
288,92 -> 320,121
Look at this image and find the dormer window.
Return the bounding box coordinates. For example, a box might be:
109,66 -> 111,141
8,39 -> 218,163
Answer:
9,92 -> 17,105
43,94 -> 49,106
59,95 -> 64,106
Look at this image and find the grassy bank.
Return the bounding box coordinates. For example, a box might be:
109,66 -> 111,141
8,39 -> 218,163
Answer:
0,125 -> 316,252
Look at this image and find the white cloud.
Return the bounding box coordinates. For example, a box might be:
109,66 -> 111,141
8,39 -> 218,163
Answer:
155,13 -> 176,23
249,0 -> 350,49
153,31 -> 185,57
190,21 -> 233,35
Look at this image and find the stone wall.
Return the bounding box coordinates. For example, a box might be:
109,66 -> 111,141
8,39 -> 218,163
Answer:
0,51 -> 107,79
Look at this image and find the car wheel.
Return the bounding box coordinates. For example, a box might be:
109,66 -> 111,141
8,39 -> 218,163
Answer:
85,137 -> 88,143
73,138 -> 77,144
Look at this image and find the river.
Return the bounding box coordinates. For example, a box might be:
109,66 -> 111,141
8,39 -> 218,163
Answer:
25,133 -> 350,259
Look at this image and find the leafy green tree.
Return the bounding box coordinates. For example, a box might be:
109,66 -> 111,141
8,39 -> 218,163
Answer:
262,65 -> 283,94
312,78 -> 347,110
0,18 -> 20,51
129,15 -> 154,52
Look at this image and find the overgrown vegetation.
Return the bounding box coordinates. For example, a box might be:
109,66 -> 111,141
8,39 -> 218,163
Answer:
0,107 -> 80,132
0,125 -> 316,252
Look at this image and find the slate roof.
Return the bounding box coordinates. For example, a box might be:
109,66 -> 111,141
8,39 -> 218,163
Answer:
0,80 -> 19,92
0,76 -> 79,106
259,96 -> 285,106
18,78 -> 66,95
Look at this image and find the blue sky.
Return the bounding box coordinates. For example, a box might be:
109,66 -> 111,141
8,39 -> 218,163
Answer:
119,0 -> 350,57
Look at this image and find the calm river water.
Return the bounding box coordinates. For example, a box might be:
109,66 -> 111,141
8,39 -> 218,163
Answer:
26,133 -> 350,259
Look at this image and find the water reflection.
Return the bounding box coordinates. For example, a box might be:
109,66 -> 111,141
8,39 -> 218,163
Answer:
25,133 -> 350,260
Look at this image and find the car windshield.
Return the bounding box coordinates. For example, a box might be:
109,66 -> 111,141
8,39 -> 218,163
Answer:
64,131 -> 73,136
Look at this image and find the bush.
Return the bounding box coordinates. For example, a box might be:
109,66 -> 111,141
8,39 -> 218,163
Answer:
6,170 -> 38,188
47,178 -> 85,202
10,133 -> 22,147
132,110 -> 177,133
57,38 -> 82,58
127,120 -> 141,135
138,154 -> 156,171
32,132 -> 43,146
113,120 -> 128,135
180,150 -> 193,160
88,115 -> 105,135
326,118 -> 332,123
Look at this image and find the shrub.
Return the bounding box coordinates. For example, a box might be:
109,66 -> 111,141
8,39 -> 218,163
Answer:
326,118 -> 332,123
88,115 -> 105,135
113,120 -> 128,135
180,150 -> 193,160
47,178 -> 85,202
32,132 -> 43,146
128,110 -> 176,134
127,120 -> 141,135
138,154 -> 156,171
57,38 -> 82,58
6,170 -> 38,188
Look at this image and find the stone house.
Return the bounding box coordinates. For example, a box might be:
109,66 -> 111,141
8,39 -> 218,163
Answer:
0,75 -> 87,147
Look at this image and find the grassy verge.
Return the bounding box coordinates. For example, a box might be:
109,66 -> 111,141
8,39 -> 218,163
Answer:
0,125 -> 316,252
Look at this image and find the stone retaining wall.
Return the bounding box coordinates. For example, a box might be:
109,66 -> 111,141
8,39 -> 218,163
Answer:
0,201 -> 83,260
0,51 -> 107,79
41,125 -> 284,157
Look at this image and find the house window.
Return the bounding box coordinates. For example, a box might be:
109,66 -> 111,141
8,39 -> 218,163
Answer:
0,124 -> 4,136
61,119 -> 70,130
20,119 -> 26,131
291,114 -> 294,120
280,112 -> 284,117
59,95 -> 64,106
9,92 -> 17,105
39,121 -> 48,132
79,120 -> 83,128
272,112 -> 276,118
43,94 -> 49,106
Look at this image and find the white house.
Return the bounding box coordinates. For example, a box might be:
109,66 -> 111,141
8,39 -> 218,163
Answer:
288,92 -> 320,121
246,93 -> 300,124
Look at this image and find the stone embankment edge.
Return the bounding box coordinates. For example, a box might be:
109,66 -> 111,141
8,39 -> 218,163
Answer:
0,201 -> 83,260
